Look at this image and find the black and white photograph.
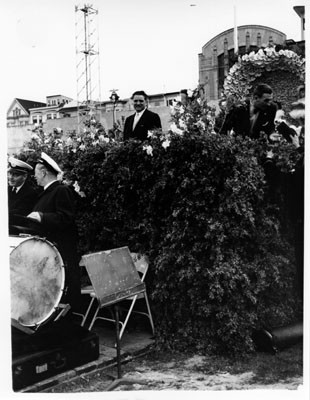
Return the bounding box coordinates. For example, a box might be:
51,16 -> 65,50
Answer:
0,0 -> 308,398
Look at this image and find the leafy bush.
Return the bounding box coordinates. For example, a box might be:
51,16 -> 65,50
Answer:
17,105 -> 301,355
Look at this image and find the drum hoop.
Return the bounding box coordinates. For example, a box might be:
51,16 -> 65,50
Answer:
10,235 -> 65,327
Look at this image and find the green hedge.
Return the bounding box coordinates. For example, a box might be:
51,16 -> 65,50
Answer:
18,125 -> 301,355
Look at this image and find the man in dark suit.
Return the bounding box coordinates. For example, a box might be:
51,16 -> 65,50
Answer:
8,157 -> 38,233
220,83 -> 277,140
123,90 -> 162,141
27,152 -> 80,312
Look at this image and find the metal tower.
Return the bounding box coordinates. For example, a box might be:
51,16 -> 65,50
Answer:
75,3 -> 101,134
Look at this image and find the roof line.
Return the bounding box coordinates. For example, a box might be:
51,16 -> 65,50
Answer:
202,24 -> 286,50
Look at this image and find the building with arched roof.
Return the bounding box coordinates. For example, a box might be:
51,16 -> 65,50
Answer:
198,25 -> 287,102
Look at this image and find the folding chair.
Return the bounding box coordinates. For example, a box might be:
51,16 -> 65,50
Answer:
78,248 -> 154,339
117,253 -> 155,339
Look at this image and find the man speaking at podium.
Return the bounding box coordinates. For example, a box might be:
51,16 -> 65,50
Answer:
27,152 -> 81,312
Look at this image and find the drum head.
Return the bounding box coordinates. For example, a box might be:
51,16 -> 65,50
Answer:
10,237 -> 65,327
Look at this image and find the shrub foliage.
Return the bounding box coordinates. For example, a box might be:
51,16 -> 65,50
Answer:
17,85 -> 302,355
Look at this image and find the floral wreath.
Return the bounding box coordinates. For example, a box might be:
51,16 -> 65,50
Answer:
223,46 -> 305,103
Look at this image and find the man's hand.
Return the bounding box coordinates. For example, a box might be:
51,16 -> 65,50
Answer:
27,212 -> 42,222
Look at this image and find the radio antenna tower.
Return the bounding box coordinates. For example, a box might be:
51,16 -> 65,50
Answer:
75,4 -> 101,134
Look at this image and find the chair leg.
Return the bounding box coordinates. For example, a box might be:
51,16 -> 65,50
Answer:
88,303 -> 101,331
143,292 -> 155,335
81,297 -> 96,327
119,295 -> 138,340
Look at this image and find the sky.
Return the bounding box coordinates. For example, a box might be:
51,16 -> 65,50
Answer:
1,0 -> 306,106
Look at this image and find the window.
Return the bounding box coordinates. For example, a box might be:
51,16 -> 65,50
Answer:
13,108 -> 21,117
213,45 -> 217,64
33,117 -> 38,124
224,38 -> 228,54
246,32 -> 250,49
257,33 -> 261,47
154,101 -> 160,107
47,114 -> 52,120
269,36 -> 273,45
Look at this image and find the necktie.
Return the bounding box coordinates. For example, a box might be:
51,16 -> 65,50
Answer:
133,113 -> 140,131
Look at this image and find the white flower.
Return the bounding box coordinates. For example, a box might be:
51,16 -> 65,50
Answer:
93,140 -> 99,146
178,119 -> 187,130
147,130 -> 154,138
162,139 -> 170,149
142,145 -> 153,156
79,144 -> 86,151
242,54 -> 249,61
66,137 -> 73,146
90,132 -> 95,140
73,181 -> 80,192
73,181 -> 86,197
178,105 -> 185,115
31,133 -> 40,140
170,105 -> 177,116
285,50 -> 294,58
187,89 -> 193,97
257,49 -> 265,58
264,46 -> 276,57
170,122 -> 183,135
99,135 -> 109,143
195,120 -> 206,130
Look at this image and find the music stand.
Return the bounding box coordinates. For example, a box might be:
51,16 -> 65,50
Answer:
80,246 -> 149,390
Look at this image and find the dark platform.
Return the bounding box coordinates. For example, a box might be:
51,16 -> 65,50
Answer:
12,319 -> 99,391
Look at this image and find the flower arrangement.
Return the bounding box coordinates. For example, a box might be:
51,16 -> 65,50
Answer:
169,87 -> 216,136
223,46 -> 305,103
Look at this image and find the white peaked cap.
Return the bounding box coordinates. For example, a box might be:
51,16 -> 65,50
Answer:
38,152 -> 62,174
8,157 -> 33,173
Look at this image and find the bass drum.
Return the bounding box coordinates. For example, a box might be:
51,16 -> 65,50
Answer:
10,236 -> 65,328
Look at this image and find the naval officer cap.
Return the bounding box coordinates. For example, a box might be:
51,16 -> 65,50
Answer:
8,157 -> 33,174
37,152 -> 62,174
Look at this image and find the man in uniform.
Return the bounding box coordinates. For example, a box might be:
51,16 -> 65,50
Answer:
27,152 -> 81,312
8,157 -> 38,217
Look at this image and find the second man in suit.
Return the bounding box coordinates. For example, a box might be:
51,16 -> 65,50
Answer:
123,90 -> 162,141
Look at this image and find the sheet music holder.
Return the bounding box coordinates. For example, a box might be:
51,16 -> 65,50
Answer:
80,246 -> 149,390
81,246 -> 146,307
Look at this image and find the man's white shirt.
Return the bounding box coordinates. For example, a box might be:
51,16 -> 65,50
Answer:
132,108 -> 146,130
